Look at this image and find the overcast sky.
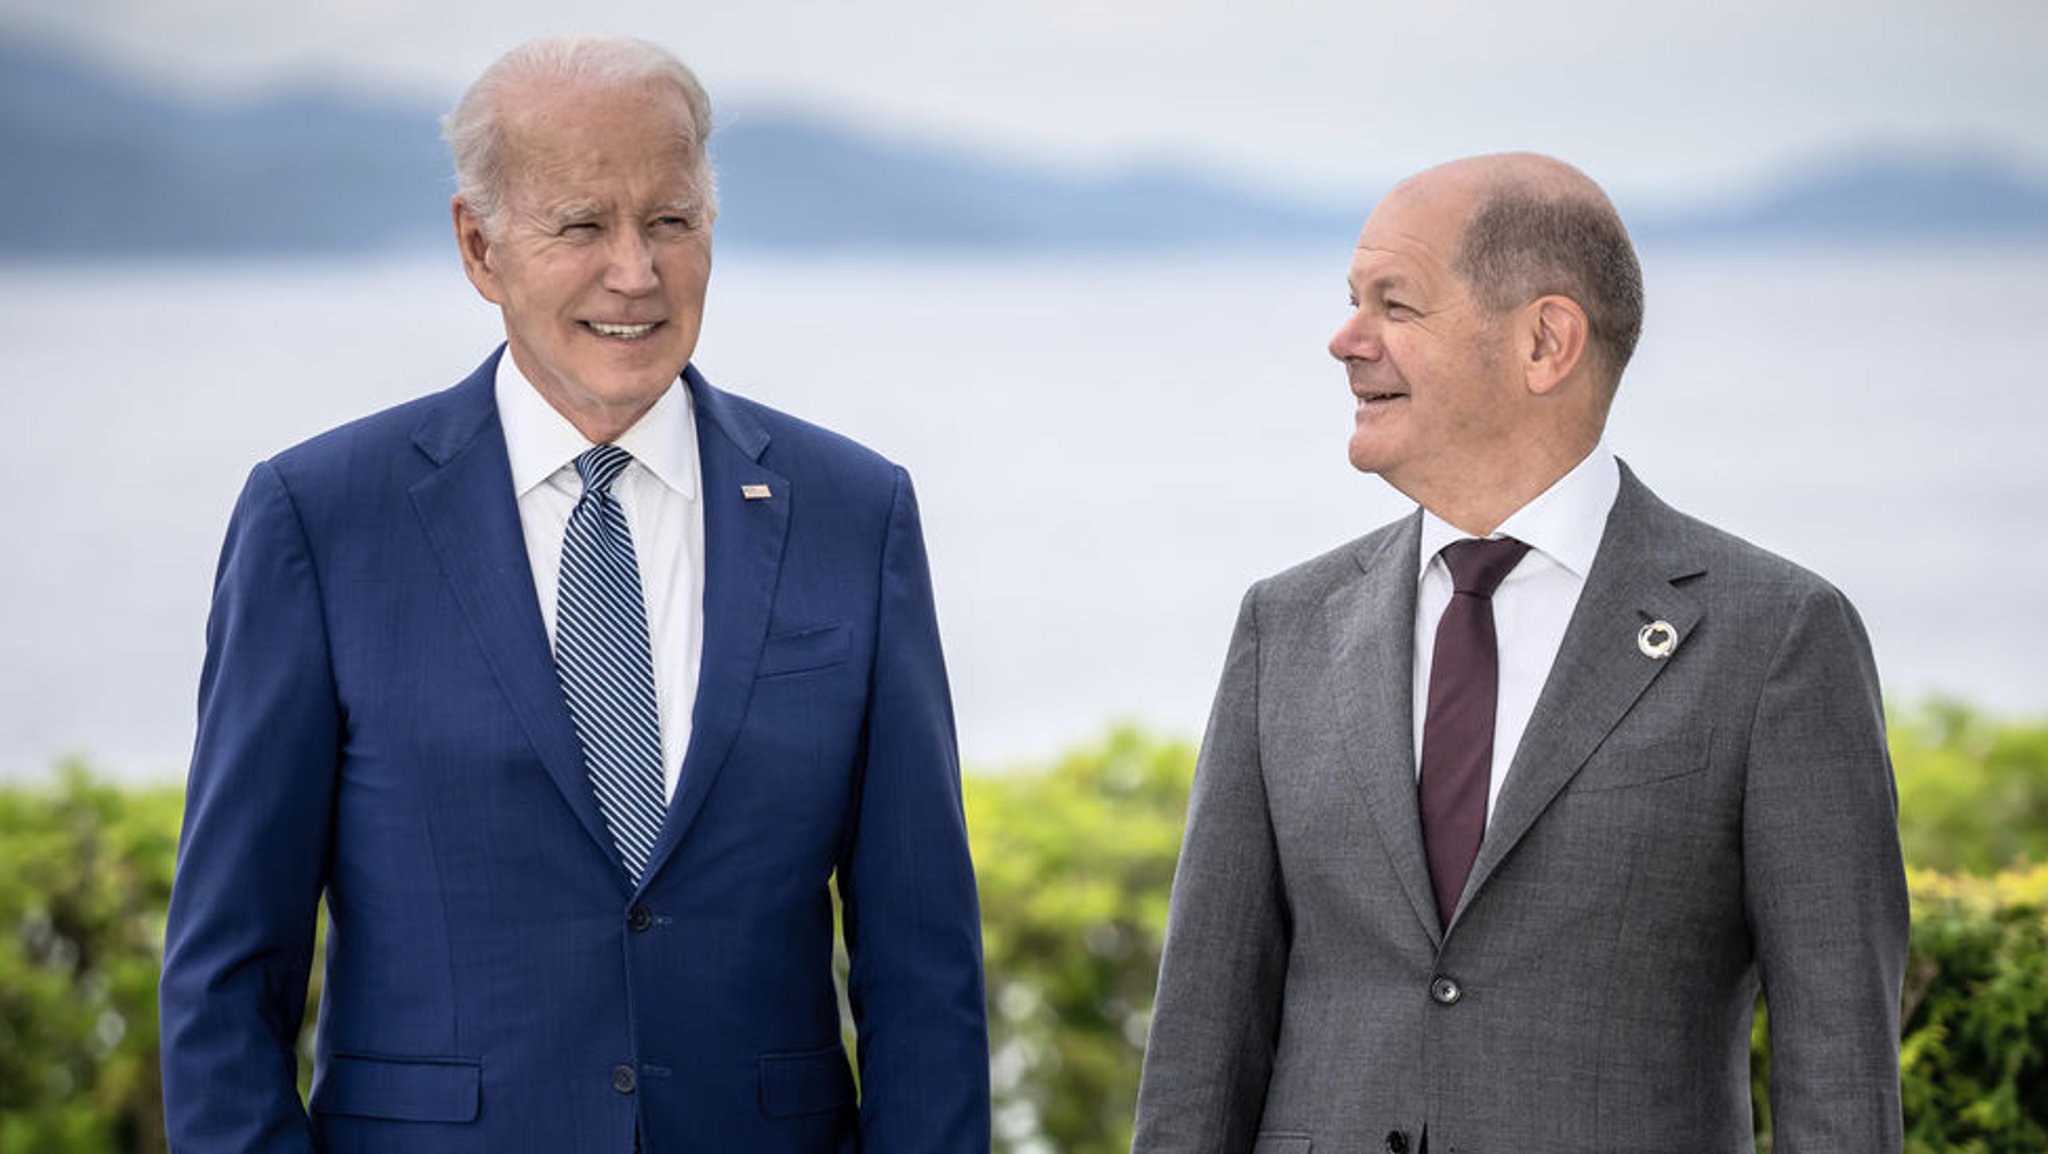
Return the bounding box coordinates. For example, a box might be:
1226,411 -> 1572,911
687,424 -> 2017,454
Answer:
5,0 -> 2045,205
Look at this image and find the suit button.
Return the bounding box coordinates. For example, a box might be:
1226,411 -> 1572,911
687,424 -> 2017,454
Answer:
611,1065 -> 637,1094
1430,976 -> 1463,1005
627,905 -> 653,932
1385,1131 -> 1410,1154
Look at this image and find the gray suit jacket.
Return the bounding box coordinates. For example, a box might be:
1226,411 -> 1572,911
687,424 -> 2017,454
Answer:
1133,464 -> 1907,1154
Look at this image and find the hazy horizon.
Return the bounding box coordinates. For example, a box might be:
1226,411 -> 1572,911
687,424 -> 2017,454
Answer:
4,0 -> 2045,207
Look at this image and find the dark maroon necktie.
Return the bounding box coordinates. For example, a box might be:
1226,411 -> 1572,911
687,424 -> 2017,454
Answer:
1420,536 -> 1531,927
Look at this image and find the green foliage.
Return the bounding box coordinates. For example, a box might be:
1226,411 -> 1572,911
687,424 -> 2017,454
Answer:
965,725 -> 1194,1154
1900,866 -> 2048,1153
0,765 -> 180,1154
1894,700 -> 2048,874
964,716 -> 2048,1153
0,703 -> 2044,1152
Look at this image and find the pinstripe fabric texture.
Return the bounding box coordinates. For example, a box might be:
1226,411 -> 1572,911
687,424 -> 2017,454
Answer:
556,444 -> 667,883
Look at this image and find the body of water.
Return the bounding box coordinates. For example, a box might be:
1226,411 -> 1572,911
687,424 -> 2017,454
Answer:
3,243 -> 2045,779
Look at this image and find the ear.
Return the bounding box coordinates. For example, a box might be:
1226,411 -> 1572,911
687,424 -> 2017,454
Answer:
1519,294 -> 1590,396
452,195 -> 506,305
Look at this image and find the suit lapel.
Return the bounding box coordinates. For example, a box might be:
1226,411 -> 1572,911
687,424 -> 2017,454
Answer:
638,367 -> 789,888
1458,465 -> 1703,917
407,351 -> 618,866
1328,513 -> 1444,943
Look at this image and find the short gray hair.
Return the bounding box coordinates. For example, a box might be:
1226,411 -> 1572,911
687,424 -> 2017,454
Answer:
1453,185 -> 1644,389
442,35 -> 717,232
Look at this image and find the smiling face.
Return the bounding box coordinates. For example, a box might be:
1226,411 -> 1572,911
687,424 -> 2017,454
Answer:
454,76 -> 713,443
1328,175 -> 1525,515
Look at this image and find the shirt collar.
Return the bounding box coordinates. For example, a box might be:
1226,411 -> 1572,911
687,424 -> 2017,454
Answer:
1415,442 -> 1619,581
494,351 -> 700,501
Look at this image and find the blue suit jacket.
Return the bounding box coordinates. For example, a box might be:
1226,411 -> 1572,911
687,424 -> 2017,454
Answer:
160,351 -> 990,1153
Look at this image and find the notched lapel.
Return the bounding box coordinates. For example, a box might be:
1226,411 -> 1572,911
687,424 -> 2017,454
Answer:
639,374 -> 789,887
407,362 -> 619,869
1460,470 -> 1704,916
1328,514 -> 1443,942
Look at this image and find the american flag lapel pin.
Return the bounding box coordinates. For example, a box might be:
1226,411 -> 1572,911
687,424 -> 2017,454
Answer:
741,483 -> 773,501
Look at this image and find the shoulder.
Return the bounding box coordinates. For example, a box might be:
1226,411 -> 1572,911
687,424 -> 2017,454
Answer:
1614,466 -> 1875,677
693,370 -> 904,495
265,357 -> 495,486
1617,464 -> 1846,600
1246,513 -> 1419,615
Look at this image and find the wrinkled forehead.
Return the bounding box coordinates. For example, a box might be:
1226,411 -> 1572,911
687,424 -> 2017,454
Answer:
499,85 -> 704,193
1347,177 -> 1476,288
500,77 -> 702,153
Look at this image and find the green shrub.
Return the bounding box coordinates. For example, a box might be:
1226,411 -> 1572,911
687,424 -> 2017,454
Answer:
962,720 -> 2048,1153
1900,866 -> 2048,1152
967,725 -> 1194,1154
2,706 -> 2045,1152
0,766 -> 179,1154
1894,701 -> 2048,874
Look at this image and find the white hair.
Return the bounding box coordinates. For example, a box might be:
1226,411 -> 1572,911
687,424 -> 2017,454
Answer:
442,35 -> 717,233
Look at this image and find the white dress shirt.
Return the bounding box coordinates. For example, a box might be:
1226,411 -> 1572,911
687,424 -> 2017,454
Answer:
1413,444 -> 1621,823
496,356 -> 706,801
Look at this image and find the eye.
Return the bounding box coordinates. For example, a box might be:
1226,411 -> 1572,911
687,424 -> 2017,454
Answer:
650,213 -> 699,234
1384,299 -> 1417,318
560,221 -> 600,238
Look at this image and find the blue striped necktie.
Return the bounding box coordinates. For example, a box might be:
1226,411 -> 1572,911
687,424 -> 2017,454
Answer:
556,444 -> 667,883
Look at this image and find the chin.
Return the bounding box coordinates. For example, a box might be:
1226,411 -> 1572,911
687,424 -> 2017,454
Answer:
1347,435 -> 1390,476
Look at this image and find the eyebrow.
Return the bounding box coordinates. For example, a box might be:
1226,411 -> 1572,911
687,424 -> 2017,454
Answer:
543,200 -> 605,227
1349,272 -> 1417,297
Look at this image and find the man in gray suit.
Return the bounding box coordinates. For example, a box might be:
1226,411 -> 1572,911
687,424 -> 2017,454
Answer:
1133,153 -> 1908,1153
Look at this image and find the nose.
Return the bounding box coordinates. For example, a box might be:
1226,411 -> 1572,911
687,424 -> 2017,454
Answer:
1329,306 -> 1381,363
602,228 -> 660,295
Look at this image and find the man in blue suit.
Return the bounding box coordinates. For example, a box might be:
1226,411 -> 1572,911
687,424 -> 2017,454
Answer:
159,34 -> 990,1153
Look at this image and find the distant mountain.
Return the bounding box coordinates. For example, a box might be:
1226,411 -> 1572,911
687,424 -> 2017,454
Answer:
0,38 -> 1352,256
4,36 -> 2047,256
0,41 -> 452,254
709,113 -> 1351,249
1633,154 -> 2048,241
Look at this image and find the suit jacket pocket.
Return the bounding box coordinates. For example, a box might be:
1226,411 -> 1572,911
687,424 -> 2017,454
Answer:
1571,726 -> 1712,793
309,1053 -> 481,1122
758,622 -> 852,678
759,1043 -> 857,1117
1252,1133 -> 1313,1154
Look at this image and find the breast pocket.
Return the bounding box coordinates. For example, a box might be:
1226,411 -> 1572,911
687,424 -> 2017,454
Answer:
1571,725 -> 1713,793
758,622 -> 852,679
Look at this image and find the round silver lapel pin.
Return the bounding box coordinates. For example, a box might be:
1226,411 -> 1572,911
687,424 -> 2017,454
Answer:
1637,620 -> 1677,660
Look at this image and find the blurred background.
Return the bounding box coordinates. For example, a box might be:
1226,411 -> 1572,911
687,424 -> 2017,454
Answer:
2,0 -> 2047,779
4,3 -> 2048,1151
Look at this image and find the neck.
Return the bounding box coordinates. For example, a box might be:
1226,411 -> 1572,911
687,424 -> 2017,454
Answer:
1420,490 -> 1538,539
1399,437 -> 1599,537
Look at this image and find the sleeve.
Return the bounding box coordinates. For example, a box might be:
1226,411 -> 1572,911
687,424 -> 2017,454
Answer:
159,461 -> 339,1153
1743,581 -> 1909,1151
1132,587 -> 1290,1154
838,466 -> 993,1153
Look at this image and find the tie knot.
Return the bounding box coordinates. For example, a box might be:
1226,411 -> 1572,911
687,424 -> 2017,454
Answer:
574,444 -> 634,497
1440,536 -> 1531,598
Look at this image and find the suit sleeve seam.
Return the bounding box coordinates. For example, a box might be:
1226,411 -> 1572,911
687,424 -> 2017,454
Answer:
255,458 -> 339,658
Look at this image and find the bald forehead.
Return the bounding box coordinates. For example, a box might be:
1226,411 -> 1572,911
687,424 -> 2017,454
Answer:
1354,170 -> 1475,273
1400,153 -> 1605,203
1377,154 -> 1616,243
1354,152 -> 1619,286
